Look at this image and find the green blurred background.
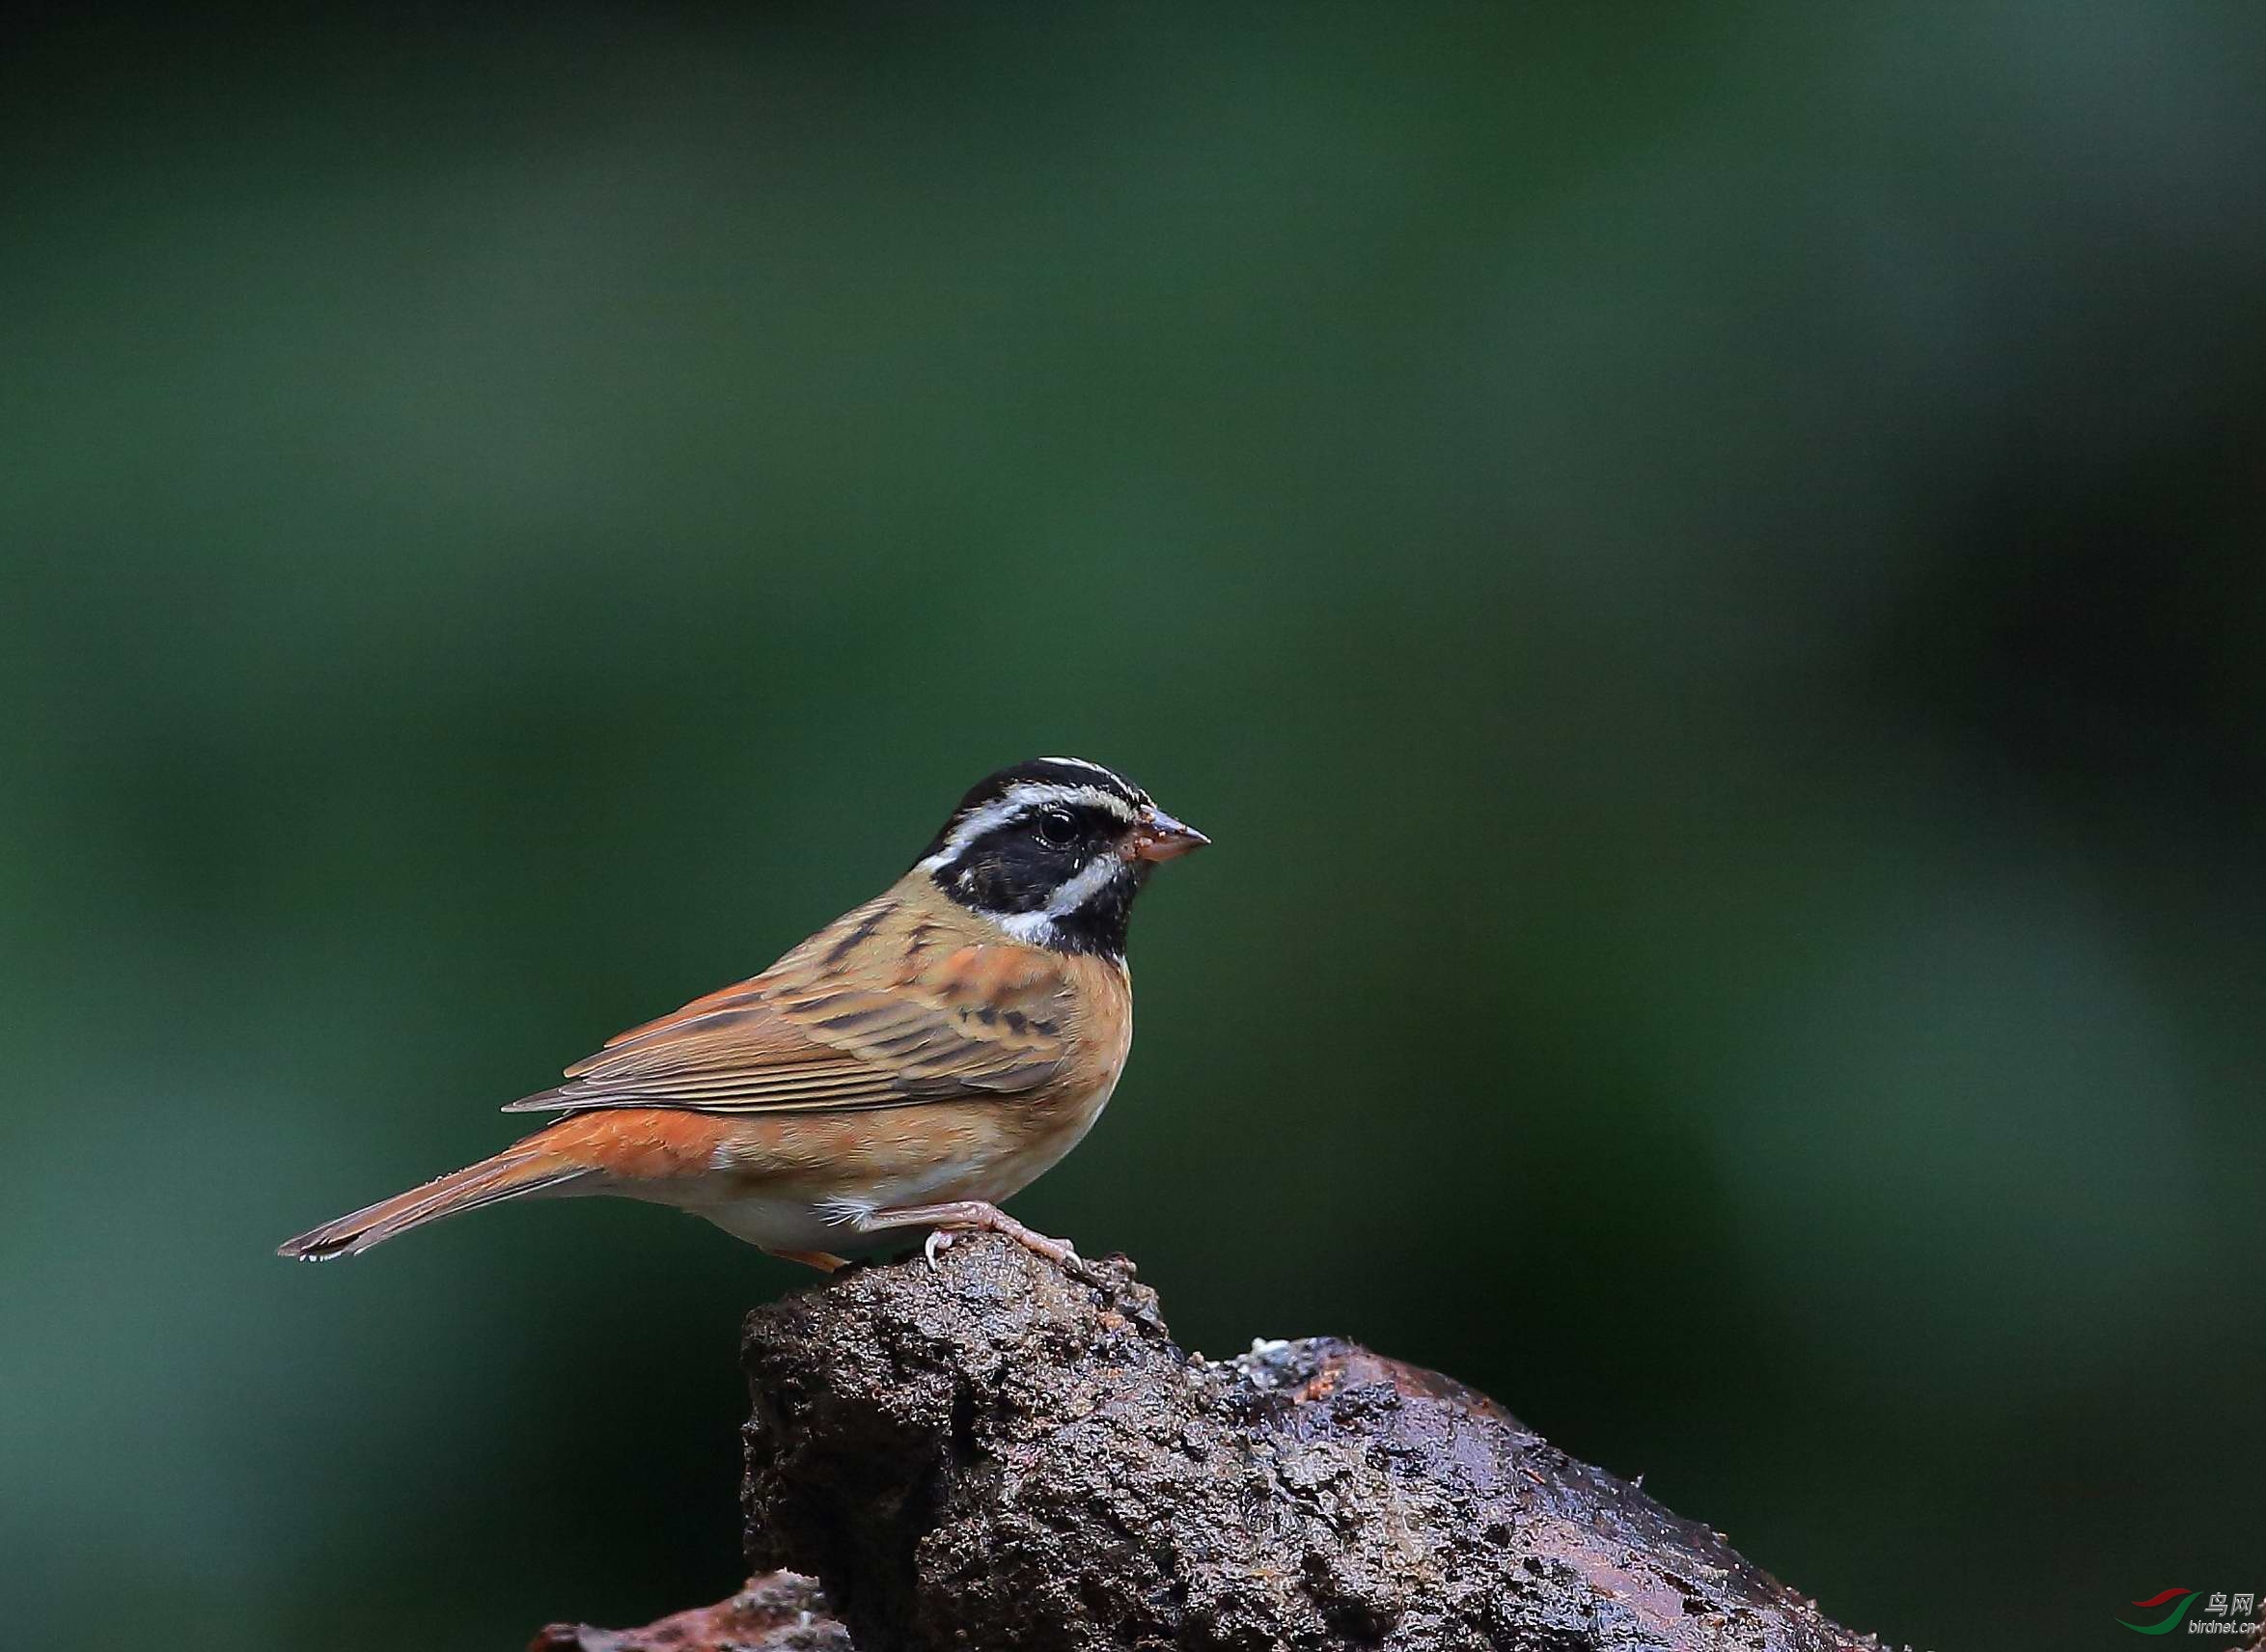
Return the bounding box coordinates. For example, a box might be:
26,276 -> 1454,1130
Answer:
6,7 -> 2263,1649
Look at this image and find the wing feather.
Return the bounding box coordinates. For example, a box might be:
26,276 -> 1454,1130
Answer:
503,892 -> 1078,1117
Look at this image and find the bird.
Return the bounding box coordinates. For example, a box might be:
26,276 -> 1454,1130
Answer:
277,757 -> 1207,1273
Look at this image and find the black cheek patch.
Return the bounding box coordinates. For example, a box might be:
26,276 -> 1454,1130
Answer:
1044,864 -> 1147,956
952,836 -> 1063,915
926,809 -> 1151,955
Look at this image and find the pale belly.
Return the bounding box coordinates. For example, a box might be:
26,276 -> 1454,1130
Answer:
622,1082 -> 1121,1253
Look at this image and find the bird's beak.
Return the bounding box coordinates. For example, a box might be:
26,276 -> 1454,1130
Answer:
1125,806 -> 1210,864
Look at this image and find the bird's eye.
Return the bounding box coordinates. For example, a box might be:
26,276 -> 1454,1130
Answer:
1035,809 -> 1078,848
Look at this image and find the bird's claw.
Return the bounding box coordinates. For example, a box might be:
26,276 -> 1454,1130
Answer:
921,1221 -> 1078,1273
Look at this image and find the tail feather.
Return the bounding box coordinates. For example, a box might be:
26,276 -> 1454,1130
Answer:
278,1147 -> 586,1260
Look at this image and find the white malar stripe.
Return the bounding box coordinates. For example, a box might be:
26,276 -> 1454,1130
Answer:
983,853 -> 1128,950
1042,851 -> 1124,919
993,909 -> 1064,947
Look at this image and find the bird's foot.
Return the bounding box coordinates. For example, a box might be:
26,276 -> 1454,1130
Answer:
860,1199 -> 1082,1274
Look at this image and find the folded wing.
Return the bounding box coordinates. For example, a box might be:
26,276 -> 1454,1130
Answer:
504,896 -> 1074,1116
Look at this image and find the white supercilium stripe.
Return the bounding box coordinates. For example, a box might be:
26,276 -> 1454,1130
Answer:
918,782 -> 1135,870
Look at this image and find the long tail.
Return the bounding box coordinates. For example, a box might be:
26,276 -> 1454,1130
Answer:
278,1143 -> 589,1260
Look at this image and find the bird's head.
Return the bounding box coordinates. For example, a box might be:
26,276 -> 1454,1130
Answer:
917,757 -> 1207,957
